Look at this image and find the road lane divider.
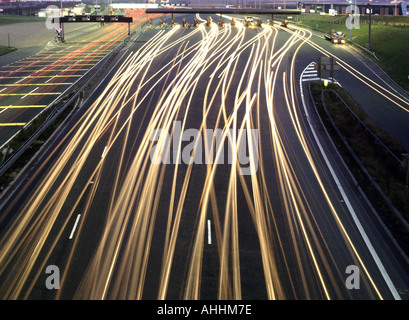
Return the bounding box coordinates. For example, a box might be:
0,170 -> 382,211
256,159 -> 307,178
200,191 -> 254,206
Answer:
0,69 -> 89,73
207,219 -> 212,245
0,83 -> 73,87
0,75 -> 82,79
0,92 -> 61,96
0,105 -> 47,109
101,146 -> 108,158
20,87 -> 39,100
69,214 -> 81,239
0,123 -> 26,126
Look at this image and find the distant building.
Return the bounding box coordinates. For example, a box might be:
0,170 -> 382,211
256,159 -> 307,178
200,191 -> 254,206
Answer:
111,0 -> 191,8
0,0 -> 83,15
225,1 -> 408,16
297,1 -> 407,16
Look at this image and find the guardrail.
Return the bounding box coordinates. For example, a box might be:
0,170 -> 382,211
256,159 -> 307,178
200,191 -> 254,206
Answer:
345,38 -> 379,60
328,90 -> 401,164
317,88 -> 409,233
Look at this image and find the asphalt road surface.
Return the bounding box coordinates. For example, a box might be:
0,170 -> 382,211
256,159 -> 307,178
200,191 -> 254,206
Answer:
0,10 -> 150,148
0,22 -> 99,66
0,15 -> 408,300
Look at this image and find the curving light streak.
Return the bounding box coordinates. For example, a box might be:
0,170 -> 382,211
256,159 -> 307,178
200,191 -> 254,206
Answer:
0,19 -> 398,301
287,25 -> 409,113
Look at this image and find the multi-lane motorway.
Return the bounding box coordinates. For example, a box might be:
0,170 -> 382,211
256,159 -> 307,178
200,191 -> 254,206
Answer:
0,13 -> 408,300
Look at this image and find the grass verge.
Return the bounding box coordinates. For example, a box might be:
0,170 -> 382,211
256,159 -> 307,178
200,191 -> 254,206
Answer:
0,15 -> 46,27
0,45 -> 17,56
310,82 -> 409,250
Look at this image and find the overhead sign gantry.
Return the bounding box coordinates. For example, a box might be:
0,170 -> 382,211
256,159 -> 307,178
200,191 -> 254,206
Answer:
56,15 -> 133,23
52,15 -> 133,42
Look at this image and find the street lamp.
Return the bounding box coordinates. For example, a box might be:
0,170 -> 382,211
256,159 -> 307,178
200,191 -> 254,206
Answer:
297,1 -> 299,24
348,0 -> 353,41
367,1 -> 372,51
60,0 -> 64,42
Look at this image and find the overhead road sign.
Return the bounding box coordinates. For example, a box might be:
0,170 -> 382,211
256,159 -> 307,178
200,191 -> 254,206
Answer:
145,8 -> 301,15
52,15 -> 133,41
53,15 -> 133,23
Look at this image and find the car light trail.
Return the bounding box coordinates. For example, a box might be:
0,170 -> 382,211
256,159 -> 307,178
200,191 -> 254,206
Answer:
0,17 -> 403,301
288,25 -> 409,113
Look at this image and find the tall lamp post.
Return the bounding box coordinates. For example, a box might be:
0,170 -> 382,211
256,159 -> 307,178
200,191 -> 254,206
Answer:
296,1 -> 299,24
348,0 -> 353,41
60,0 -> 64,42
367,1 -> 372,51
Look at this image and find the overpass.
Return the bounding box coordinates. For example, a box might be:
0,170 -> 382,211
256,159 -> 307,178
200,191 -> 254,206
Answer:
145,8 -> 301,23
145,8 -> 301,15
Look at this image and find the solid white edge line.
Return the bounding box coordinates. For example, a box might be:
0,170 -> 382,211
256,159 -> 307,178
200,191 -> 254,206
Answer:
299,63 -> 401,300
302,78 -> 320,82
69,214 -> 81,239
